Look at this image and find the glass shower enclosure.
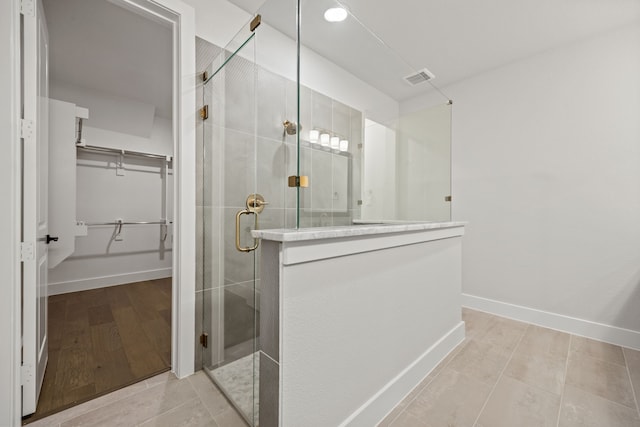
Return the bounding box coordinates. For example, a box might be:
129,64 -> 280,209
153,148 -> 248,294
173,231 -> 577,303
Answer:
196,0 -> 452,425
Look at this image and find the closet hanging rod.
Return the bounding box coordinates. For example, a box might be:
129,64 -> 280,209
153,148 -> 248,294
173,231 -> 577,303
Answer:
84,220 -> 172,226
77,144 -> 172,161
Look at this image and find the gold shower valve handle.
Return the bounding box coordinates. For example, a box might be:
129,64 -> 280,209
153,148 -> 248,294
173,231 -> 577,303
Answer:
246,194 -> 268,214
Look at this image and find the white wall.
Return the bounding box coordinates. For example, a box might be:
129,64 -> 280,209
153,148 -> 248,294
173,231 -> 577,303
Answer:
48,81 -> 173,294
402,24 -> 640,345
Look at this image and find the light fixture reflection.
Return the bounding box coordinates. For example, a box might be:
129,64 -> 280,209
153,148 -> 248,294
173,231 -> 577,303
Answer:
309,129 -> 319,143
320,133 -> 330,146
324,7 -> 348,22
339,139 -> 349,152
330,136 -> 340,149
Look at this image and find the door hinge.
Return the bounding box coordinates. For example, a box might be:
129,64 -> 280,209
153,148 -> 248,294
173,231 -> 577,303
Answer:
250,14 -> 261,32
200,333 -> 208,348
199,105 -> 209,120
20,242 -> 35,262
20,0 -> 35,17
20,119 -> 34,140
21,364 -> 33,386
288,175 -> 309,188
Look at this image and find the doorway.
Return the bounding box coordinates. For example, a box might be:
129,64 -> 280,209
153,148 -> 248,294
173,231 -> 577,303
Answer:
22,0 -> 178,422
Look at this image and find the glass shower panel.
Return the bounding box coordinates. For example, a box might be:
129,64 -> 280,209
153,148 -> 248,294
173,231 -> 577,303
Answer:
394,103 -> 452,222
201,21 -> 260,426
199,2 -> 298,423
295,0 -> 452,226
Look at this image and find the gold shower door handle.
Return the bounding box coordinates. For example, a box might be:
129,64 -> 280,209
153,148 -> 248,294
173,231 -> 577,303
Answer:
235,209 -> 259,252
235,194 -> 267,252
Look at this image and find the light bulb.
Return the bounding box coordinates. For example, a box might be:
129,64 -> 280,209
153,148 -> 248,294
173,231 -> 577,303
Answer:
324,7 -> 347,22
309,129 -> 319,143
320,133 -> 330,146
339,139 -> 349,152
330,136 -> 340,149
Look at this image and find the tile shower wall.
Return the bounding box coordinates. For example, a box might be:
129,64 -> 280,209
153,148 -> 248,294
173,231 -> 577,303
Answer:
195,37 -> 364,370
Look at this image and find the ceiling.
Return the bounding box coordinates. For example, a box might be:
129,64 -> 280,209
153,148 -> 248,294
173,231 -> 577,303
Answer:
42,0 -> 173,118
230,0 -> 640,102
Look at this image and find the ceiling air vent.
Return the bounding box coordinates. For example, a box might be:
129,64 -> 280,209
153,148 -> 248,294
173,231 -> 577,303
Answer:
404,68 -> 435,86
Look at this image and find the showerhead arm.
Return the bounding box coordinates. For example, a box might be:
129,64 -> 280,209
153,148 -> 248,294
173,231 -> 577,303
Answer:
283,120 -> 301,135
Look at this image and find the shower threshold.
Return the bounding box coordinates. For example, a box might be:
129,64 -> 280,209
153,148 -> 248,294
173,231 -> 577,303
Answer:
207,352 -> 260,426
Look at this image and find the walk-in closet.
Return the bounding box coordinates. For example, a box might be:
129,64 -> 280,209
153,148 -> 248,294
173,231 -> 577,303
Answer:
23,0 -> 175,421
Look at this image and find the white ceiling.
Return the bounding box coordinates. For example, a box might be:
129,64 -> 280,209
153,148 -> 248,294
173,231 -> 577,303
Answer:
42,0 -> 173,118
231,0 -> 640,102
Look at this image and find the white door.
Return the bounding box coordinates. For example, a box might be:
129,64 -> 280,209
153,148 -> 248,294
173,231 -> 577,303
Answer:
22,0 -> 49,416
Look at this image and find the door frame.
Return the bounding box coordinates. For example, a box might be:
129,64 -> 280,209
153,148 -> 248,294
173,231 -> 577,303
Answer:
0,0 -> 196,424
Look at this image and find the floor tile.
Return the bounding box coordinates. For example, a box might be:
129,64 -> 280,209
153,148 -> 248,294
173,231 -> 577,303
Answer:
565,352 -> 636,409
26,379 -> 148,426
447,339 -> 510,385
378,342 -> 465,426
515,325 -> 570,360
188,371 -> 233,418
389,410 -> 429,427
60,375 -> 197,427
477,316 -> 528,353
477,376 -> 560,427
138,398 -> 218,427
623,347 -> 640,404
212,407 -> 248,427
461,308 -> 494,339
558,385 -> 640,427
406,368 -> 492,427
504,350 -> 567,394
571,336 -> 626,366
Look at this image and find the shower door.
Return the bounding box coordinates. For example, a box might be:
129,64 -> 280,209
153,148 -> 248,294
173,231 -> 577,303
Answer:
199,14 -> 294,426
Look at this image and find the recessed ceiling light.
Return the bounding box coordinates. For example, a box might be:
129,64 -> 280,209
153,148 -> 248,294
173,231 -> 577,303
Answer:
324,7 -> 348,22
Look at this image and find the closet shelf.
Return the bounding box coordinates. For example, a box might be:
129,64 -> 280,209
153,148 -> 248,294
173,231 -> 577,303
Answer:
83,220 -> 172,226
77,144 -> 173,162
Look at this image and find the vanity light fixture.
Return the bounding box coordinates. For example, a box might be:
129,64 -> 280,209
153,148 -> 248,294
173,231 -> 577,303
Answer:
339,139 -> 349,152
320,133 -> 330,146
309,129 -> 319,143
324,7 -> 348,22
330,136 -> 340,149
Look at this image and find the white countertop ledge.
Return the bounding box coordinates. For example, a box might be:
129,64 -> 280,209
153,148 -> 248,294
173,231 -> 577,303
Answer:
251,221 -> 466,242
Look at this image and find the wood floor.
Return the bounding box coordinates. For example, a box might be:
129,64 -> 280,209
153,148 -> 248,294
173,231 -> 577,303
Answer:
24,278 -> 172,424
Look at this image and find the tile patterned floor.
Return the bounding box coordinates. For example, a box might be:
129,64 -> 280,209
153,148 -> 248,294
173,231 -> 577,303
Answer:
379,308 -> 640,427
27,308 -> 640,427
26,371 -> 247,427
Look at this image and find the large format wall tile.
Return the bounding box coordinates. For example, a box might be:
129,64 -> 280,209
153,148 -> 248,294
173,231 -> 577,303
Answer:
257,67 -> 286,142
311,91 -> 332,132
224,55 -> 256,136
256,137 -> 287,209
223,128 -> 256,208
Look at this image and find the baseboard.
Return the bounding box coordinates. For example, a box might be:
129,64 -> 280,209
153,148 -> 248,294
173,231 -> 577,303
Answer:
48,268 -> 172,295
341,321 -> 466,427
462,293 -> 640,351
